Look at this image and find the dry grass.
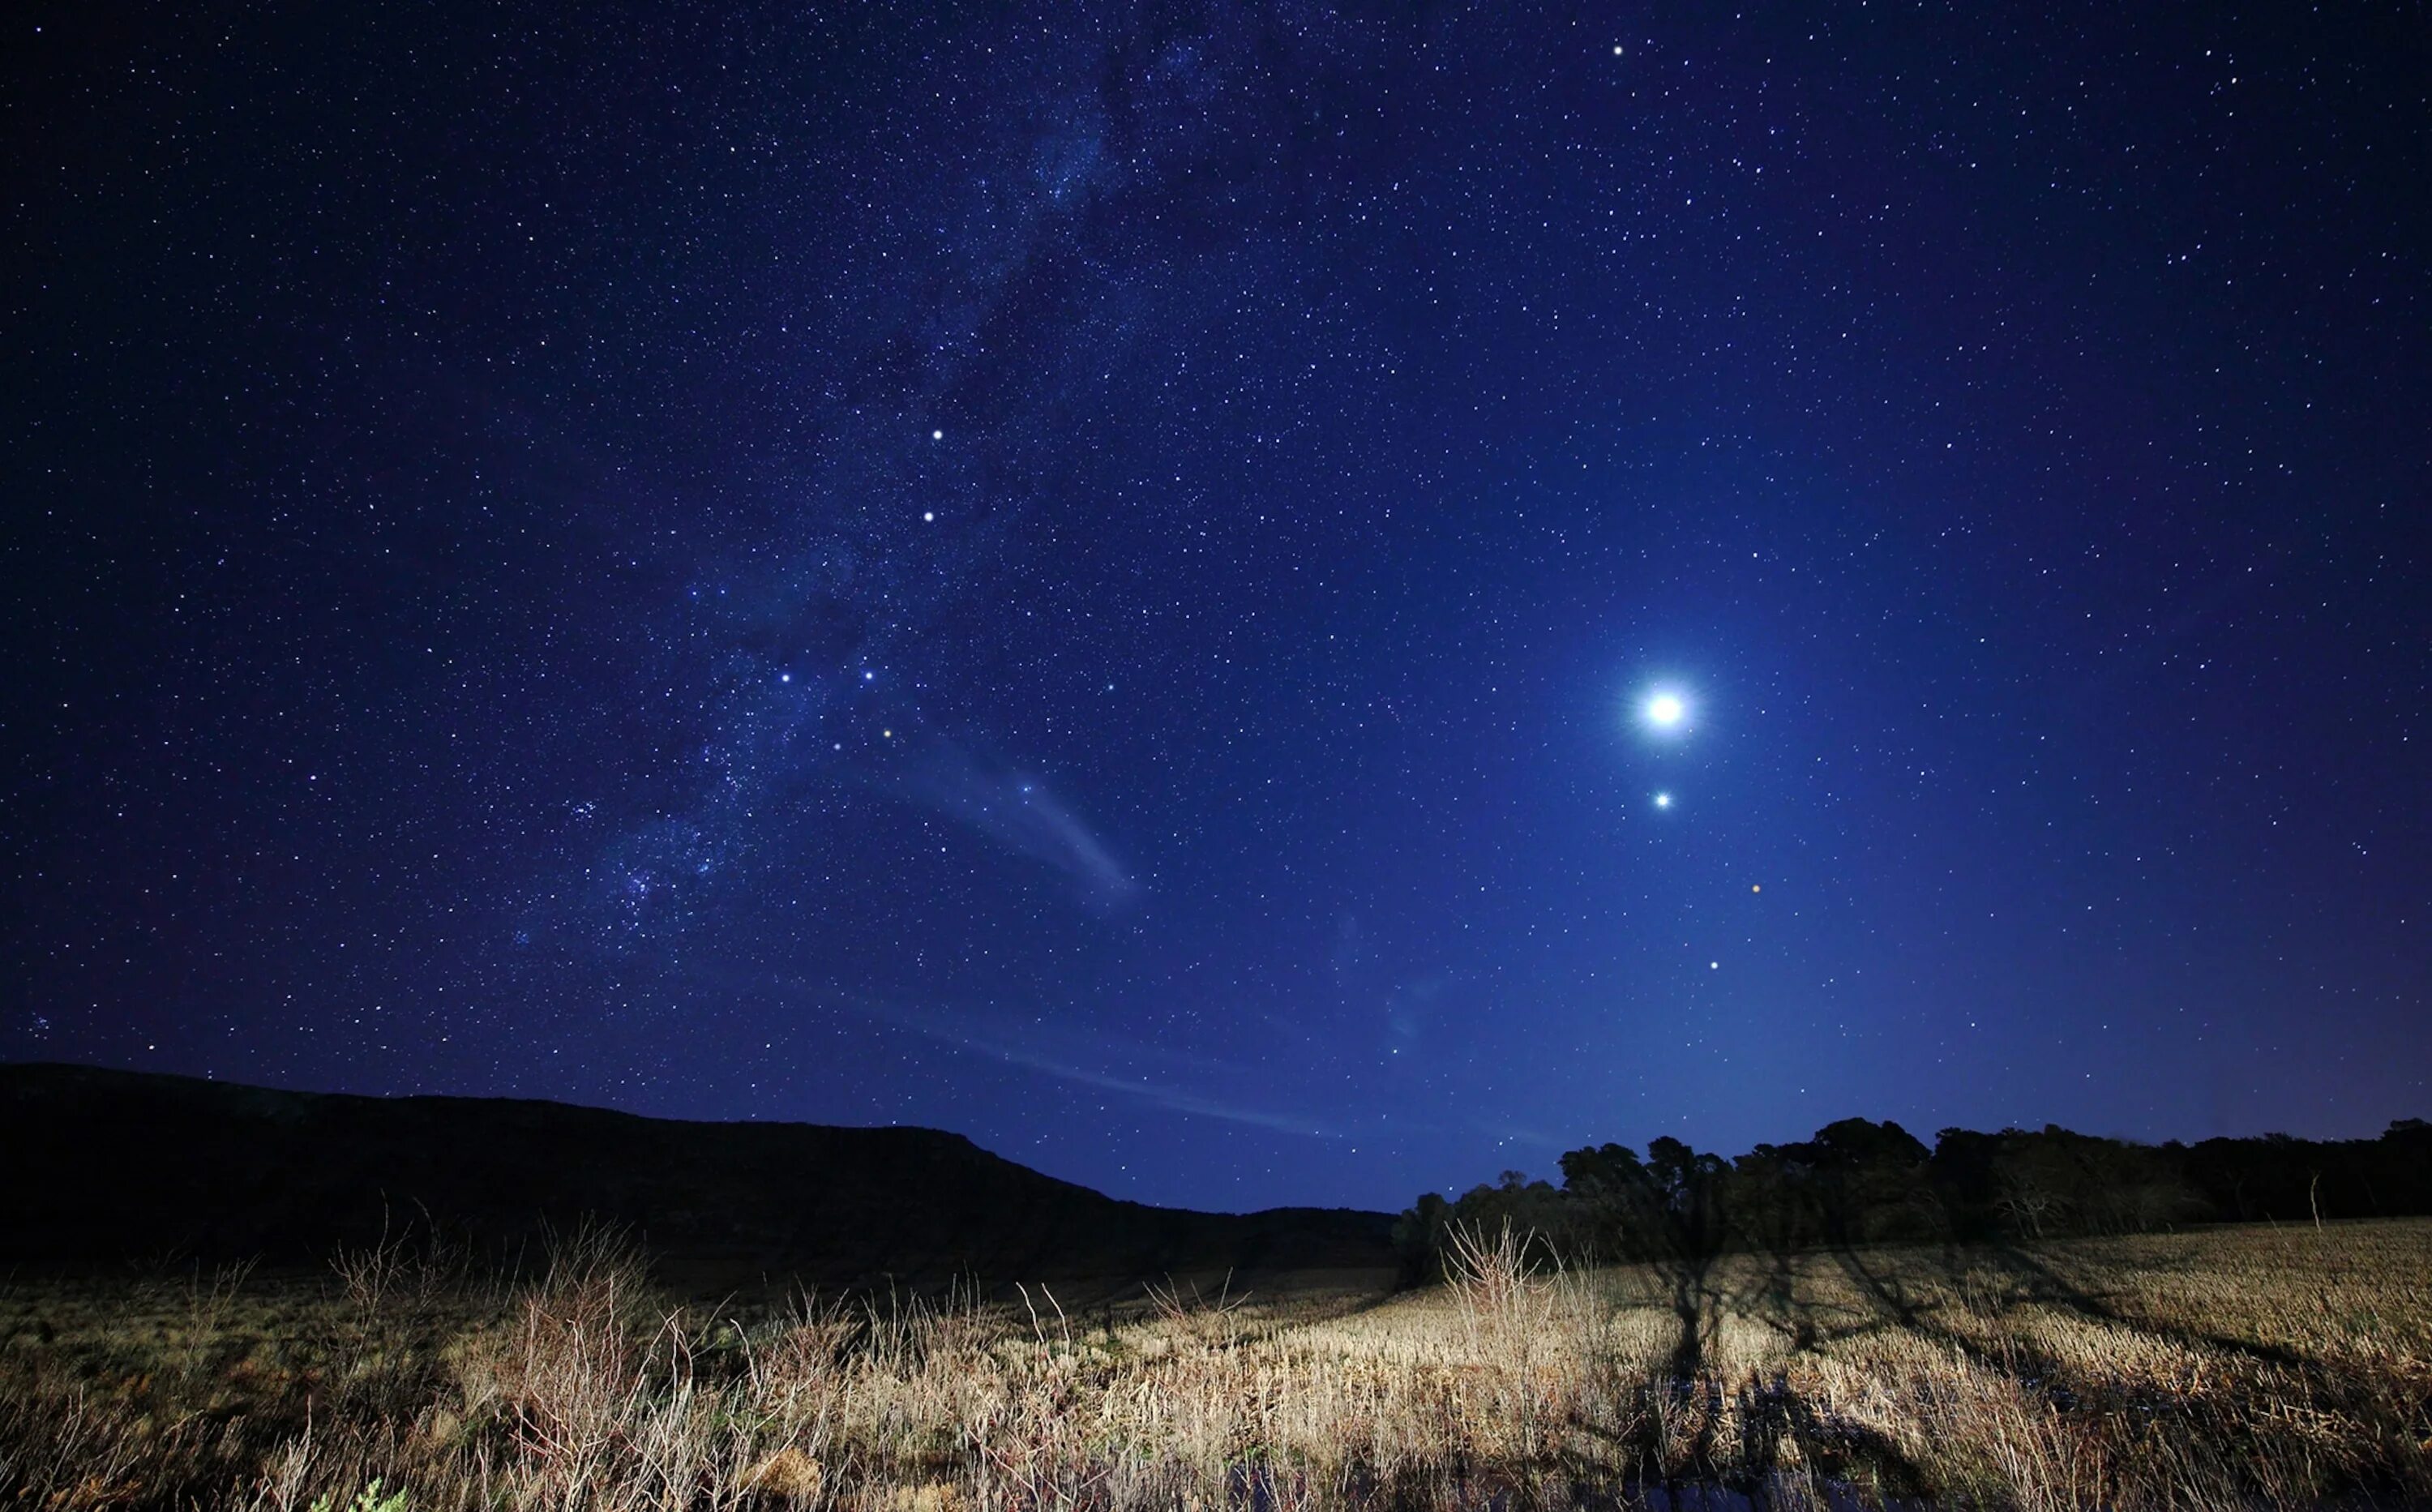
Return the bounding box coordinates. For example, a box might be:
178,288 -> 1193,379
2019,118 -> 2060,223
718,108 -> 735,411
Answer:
2,1219 -> 2428,1510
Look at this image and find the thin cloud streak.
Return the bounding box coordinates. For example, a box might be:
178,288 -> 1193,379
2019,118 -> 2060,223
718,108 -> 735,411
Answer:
832,990 -> 1345,1141
891,736 -> 1139,910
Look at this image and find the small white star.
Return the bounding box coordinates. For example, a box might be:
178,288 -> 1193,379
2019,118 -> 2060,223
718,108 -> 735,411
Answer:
1654,791 -> 1672,808
931,429 -> 944,440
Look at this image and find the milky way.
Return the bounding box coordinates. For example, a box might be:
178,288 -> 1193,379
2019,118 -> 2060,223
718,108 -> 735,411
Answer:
8,1 -> 2427,1209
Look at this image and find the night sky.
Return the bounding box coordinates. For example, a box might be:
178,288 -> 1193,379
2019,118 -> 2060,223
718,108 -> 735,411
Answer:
6,1 -> 2428,1213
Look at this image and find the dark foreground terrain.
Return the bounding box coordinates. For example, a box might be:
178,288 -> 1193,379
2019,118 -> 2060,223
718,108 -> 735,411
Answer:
4,1065 -> 2430,1508
0,1062 -> 1393,1289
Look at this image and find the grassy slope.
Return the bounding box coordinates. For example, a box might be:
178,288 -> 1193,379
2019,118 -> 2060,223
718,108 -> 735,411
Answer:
4,1221 -> 2428,1509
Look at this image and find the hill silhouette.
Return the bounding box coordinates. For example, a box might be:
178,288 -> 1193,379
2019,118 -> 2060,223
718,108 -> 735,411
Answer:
0,1063 -> 1393,1290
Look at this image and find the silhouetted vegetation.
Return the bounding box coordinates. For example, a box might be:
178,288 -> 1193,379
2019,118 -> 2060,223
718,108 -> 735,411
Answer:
1398,1116 -> 2432,1276
7,1064 -> 2431,1506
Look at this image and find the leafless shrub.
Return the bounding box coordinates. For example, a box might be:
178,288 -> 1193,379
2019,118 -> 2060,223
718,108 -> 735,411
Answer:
1143,1270 -> 1252,1350
0,1381 -> 156,1510
177,1256 -> 259,1382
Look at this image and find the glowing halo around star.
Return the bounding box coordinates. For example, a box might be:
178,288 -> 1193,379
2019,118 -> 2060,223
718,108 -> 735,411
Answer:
1640,687 -> 1689,732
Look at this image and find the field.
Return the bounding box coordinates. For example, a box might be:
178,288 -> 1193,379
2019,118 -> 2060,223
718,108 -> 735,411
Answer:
3,1220 -> 2428,1510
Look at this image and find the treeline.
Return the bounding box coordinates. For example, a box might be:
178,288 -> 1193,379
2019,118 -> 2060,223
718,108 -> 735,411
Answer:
1394,1116 -> 2432,1277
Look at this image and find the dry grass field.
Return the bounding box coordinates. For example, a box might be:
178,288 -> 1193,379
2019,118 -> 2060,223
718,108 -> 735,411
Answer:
2,1219 -> 2428,1510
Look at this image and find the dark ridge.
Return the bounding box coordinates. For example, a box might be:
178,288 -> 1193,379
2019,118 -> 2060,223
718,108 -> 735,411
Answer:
0,1062 -> 1394,1290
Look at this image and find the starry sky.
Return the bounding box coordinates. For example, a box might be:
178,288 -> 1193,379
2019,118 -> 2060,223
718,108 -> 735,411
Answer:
6,1 -> 2428,1212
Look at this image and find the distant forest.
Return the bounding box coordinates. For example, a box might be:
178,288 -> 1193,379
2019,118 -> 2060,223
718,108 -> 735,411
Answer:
1396,1117 -> 2432,1278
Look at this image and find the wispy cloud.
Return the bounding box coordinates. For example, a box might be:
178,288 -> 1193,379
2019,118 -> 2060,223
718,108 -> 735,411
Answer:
830,990 -> 1343,1140
891,736 -> 1139,909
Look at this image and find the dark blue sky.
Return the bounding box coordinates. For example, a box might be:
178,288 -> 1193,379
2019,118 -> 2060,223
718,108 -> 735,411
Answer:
7,0 -> 2427,1212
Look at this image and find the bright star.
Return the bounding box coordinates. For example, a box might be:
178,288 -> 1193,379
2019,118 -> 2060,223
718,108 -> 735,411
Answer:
1654,791 -> 1672,808
1646,691 -> 1687,728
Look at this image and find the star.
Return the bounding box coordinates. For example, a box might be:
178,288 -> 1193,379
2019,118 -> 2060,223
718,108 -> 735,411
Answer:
16,0 -> 2407,1237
